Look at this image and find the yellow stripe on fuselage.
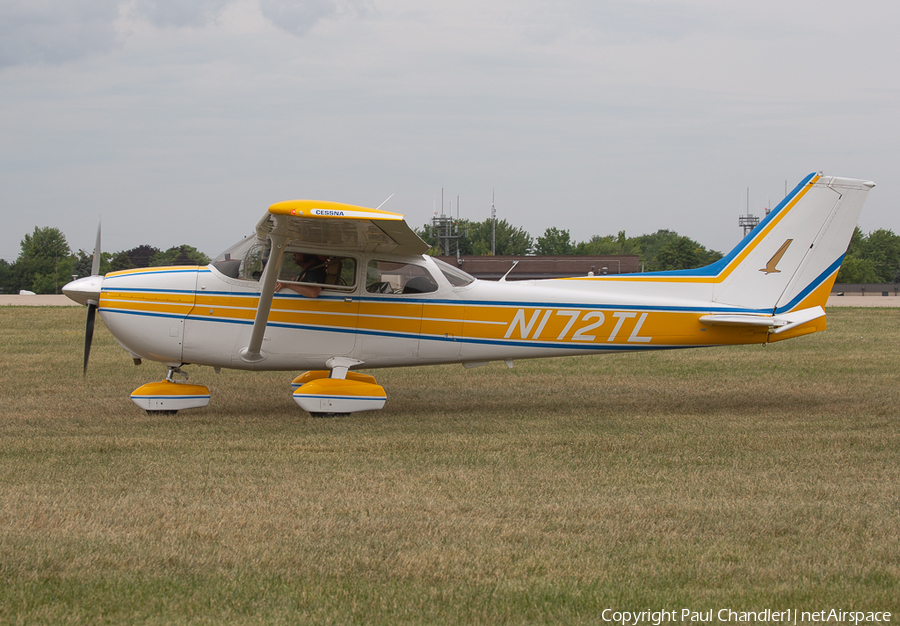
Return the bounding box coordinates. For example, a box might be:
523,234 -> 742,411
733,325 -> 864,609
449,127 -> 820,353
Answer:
100,290 -> 194,316
451,303 -> 768,347
103,286 -> 774,351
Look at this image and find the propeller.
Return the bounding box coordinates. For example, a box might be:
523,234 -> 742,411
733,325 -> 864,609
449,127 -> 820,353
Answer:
83,302 -> 97,375
62,221 -> 105,375
82,221 -> 101,375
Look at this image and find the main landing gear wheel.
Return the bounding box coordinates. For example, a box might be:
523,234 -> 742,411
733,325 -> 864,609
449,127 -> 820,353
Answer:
291,358 -> 387,417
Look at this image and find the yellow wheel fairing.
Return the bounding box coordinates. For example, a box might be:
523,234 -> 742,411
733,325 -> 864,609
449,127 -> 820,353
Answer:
293,378 -> 387,414
130,381 -> 211,412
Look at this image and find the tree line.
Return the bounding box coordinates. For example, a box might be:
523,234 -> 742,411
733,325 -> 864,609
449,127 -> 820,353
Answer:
416,218 -> 725,271
0,226 -> 209,295
835,227 -> 900,283
3,221 -> 897,295
416,219 -> 900,283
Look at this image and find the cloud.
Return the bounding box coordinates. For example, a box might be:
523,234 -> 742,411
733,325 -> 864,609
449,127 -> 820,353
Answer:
0,0 -> 236,68
0,0 -> 366,68
129,0 -> 234,29
576,0 -> 704,42
258,0 -> 368,36
259,0 -> 335,36
0,1 -> 122,66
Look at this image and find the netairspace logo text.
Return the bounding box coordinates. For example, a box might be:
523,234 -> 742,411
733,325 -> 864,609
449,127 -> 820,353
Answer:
600,609 -> 892,625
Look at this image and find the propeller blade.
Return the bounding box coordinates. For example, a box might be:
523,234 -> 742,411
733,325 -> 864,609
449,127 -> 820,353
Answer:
83,303 -> 96,376
91,220 -> 101,276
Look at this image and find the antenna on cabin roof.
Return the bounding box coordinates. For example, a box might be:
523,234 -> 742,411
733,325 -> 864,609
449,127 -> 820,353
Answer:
491,188 -> 496,256
375,193 -> 394,211
457,195 -> 461,262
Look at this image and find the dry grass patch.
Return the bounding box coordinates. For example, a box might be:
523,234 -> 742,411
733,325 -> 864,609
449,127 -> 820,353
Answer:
1,307 -> 898,624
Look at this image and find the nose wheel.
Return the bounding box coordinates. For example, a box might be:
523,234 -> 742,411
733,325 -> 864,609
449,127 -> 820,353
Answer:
130,366 -> 211,415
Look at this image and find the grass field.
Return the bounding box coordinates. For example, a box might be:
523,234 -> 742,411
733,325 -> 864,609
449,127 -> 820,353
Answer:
1,307 -> 898,624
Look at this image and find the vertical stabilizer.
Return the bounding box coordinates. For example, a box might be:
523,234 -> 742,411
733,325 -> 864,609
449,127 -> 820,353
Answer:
711,174 -> 874,312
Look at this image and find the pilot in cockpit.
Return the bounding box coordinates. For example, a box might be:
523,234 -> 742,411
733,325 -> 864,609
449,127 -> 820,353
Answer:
275,252 -> 326,297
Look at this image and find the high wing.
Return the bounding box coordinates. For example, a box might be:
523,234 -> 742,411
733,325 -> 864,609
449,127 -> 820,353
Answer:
241,199 -> 429,363
258,200 -> 429,256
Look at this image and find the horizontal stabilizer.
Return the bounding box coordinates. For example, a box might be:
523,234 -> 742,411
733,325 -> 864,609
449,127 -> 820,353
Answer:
699,306 -> 824,334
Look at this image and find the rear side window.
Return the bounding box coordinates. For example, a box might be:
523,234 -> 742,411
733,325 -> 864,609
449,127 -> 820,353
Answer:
366,260 -> 438,294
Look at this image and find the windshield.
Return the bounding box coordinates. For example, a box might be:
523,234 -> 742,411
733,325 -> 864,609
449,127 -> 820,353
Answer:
432,257 -> 476,287
211,235 -> 270,280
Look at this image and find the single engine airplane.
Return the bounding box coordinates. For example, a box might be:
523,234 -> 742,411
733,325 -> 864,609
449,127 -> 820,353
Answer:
63,172 -> 874,416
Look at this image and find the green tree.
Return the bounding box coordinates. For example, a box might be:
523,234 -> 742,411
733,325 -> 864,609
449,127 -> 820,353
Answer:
0,259 -> 14,294
575,235 -> 617,255
836,254 -> 878,283
15,226 -> 72,293
845,226 -> 866,257
656,238 -> 701,271
70,250 -> 114,277
575,230 -> 642,256
634,230 -> 722,271
150,245 -> 210,267
535,227 -> 574,256
126,245 -> 161,268
472,219 -> 533,256
417,218 -> 533,256
839,227 -> 900,283
864,229 -> 900,282
70,250 -> 93,279
108,250 -> 136,272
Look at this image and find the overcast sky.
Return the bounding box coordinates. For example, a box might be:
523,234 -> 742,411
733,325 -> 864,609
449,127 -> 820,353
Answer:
2,0 -> 897,263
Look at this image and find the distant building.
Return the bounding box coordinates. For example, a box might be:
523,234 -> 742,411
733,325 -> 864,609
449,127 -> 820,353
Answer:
436,255 -> 641,281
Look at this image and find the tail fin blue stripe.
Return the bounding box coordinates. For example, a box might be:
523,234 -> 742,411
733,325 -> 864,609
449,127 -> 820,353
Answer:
638,172 -> 818,278
773,254 -> 844,315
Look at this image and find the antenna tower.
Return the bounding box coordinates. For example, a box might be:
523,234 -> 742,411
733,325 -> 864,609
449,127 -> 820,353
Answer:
430,188 -> 461,256
738,187 -> 760,237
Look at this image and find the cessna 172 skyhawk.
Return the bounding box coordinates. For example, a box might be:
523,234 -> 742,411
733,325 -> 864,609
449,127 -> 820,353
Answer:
63,172 -> 874,416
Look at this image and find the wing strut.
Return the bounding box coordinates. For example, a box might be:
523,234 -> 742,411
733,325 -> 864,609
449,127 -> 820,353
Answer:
240,232 -> 288,363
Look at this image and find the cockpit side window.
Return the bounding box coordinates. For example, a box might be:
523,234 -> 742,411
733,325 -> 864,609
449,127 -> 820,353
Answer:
366,260 -> 438,294
279,252 -> 357,289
